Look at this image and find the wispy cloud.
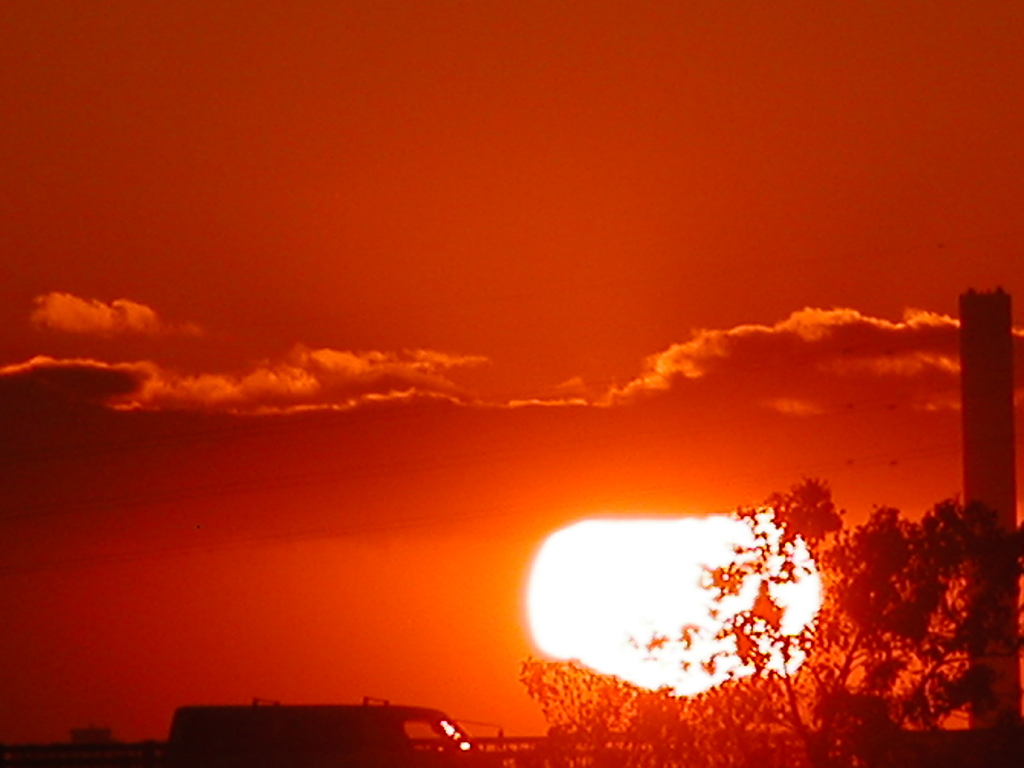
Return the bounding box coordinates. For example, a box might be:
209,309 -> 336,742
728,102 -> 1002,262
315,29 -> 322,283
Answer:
132,345 -> 488,412
609,307 -> 964,414
31,292 -> 202,336
10,305 -> 1008,417
0,346 -> 488,414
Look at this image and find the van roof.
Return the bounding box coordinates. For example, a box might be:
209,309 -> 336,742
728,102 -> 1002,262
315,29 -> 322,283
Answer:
171,704 -> 450,724
168,704 -> 457,753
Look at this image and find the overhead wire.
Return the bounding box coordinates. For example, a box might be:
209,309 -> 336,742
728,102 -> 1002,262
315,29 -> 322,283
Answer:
0,379 -> 963,528
0,321 -> 963,468
0,411 -> 973,579
0,326 -> 970,527
0,251 -> 1002,576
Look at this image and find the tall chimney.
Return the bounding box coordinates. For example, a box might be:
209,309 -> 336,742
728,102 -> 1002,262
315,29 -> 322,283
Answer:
960,288 -> 1020,726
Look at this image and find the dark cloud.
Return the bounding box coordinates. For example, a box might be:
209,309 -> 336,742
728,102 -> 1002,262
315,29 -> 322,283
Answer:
609,308 -> 964,414
13,305 -> 1024,421
0,347 -> 490,414
0,307 -> 987,416
0,357 -> 144,406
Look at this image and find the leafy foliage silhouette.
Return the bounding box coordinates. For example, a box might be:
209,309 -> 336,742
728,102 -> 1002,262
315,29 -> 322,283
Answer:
522,480 -> 1024,768
520,657 -> 785,768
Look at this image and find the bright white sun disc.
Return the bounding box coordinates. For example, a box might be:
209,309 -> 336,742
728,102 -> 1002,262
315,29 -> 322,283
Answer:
527,517 -> 820,695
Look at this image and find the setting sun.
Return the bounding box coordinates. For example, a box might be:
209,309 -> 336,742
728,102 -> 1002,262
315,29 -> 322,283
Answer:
527,516 -> 821,695
2,0 -> 1016,744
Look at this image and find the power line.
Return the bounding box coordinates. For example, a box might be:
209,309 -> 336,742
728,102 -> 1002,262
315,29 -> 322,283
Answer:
0,434 -> 970,579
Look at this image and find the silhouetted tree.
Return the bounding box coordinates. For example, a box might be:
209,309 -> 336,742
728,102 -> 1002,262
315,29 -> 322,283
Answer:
709,480 -> 1024,768
519,657 -> 785,768
522,480 -> 1024,768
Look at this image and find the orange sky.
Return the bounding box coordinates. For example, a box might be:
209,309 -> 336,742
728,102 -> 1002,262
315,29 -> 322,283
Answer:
2,0 -> 1024,744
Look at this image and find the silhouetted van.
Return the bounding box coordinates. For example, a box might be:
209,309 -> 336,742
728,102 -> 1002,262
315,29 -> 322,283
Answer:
167,702 -> 492,768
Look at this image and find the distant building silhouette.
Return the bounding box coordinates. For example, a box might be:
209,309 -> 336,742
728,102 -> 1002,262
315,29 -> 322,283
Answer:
959,288 -> 1021,727
70,727 -> 114,744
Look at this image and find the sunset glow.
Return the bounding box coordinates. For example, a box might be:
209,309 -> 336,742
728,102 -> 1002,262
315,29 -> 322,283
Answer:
527,517 -> 821,694
1,0 -> 1020,744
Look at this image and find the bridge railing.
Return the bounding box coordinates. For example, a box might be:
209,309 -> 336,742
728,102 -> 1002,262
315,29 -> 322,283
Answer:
0,739 -> 560,768
0,738 -> 670,768
0,742 -> 165,768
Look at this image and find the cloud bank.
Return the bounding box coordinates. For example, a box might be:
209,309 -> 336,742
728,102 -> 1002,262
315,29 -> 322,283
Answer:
133,346 -> 489,412
610,307 -> 965,414
0,347 -> 488,414
12,303 -> 1012,416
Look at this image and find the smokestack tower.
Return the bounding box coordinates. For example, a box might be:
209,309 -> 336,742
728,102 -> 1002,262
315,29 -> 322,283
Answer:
960,287 -> 1020,726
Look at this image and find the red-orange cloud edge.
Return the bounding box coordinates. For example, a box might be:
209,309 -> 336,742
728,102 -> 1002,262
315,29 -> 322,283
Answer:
31,292 -> 202,337
5,301 -> 1003,416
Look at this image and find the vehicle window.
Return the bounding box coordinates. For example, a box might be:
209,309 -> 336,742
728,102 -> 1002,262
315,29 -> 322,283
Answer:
403,717 -> 472,754
403,719 -> 447,743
